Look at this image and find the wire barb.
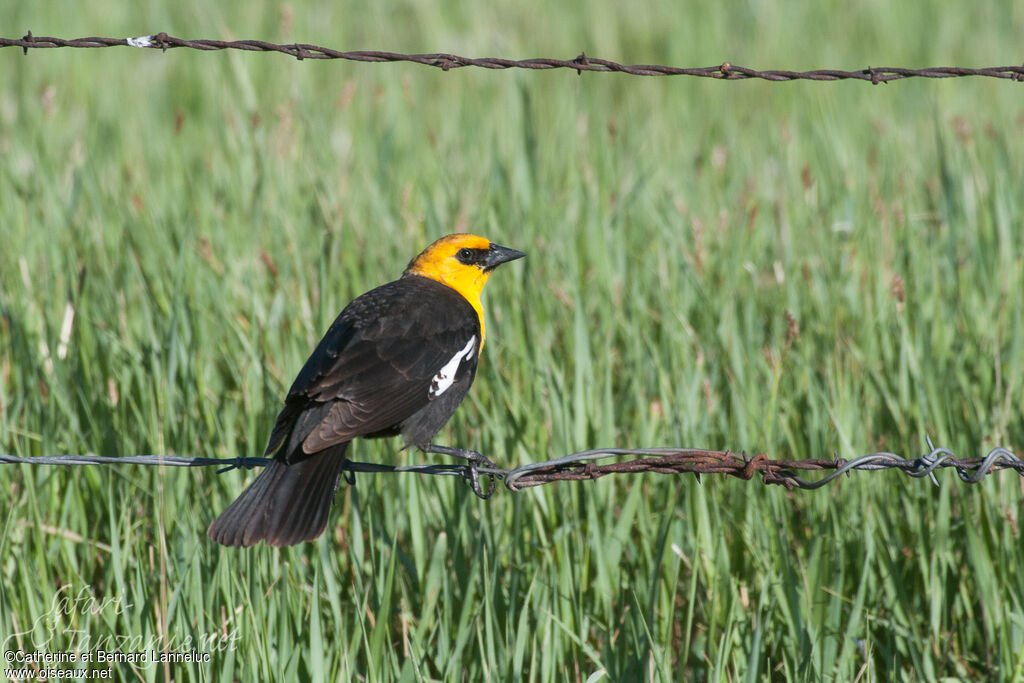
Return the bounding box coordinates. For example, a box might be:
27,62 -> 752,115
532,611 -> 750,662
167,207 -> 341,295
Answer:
3,33 -> 1024,83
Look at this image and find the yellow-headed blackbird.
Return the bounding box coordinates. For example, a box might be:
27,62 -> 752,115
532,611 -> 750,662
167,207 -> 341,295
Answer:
208,234 -> 524,547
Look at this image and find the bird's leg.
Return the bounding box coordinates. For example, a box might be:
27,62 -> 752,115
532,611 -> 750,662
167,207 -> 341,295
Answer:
421,444 -> 498,499
421,444 -> 499,468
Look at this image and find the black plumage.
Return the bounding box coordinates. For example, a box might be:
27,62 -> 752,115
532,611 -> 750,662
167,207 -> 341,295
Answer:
208,235 -> 523,547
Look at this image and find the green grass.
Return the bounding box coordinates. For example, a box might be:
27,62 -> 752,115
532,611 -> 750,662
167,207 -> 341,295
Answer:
2,1 -> 1024,680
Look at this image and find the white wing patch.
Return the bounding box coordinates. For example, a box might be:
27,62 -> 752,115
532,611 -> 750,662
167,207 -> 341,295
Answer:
429,336 -> 476,398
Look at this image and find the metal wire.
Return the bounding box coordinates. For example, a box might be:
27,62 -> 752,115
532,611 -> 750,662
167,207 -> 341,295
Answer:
2,438 -> 1022,493
4,32 -> 1024,83
2,34 -> 1021,491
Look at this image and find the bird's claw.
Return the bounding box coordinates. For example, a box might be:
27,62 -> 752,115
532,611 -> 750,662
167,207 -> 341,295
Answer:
463,454 -> 497,499
342,463 -> 357,486
422,444 -> 498,499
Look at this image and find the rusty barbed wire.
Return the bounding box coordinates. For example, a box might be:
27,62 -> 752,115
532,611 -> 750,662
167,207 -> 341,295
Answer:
2,438 -> 1022,493
4,32 -> 1024,83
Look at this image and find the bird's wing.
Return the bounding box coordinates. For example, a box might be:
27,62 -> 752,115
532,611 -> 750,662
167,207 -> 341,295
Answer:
273,278 -> 480,456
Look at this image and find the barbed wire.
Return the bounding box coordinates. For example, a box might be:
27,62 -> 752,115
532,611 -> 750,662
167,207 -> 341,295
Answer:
4,32 -> 1024,83
2,438 -> 1022,494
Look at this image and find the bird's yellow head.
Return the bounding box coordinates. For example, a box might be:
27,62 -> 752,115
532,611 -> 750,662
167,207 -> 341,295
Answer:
404,233 -> 525,342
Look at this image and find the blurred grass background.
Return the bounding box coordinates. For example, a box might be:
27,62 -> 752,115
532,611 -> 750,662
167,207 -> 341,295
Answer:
2,1 -> 1024,680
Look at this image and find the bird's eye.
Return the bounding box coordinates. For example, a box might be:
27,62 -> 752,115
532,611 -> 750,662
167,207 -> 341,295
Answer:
457,248 -> 473,260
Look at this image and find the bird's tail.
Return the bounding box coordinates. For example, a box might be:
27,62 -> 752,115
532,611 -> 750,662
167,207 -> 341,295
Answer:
207,443 -> 349,547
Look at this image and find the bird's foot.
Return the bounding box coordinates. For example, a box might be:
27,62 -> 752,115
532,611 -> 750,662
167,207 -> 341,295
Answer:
342,459 -> 357,486
421,444 -> 498,499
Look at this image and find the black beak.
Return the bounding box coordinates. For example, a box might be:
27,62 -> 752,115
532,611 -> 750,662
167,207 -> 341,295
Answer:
484,243 -> 526,270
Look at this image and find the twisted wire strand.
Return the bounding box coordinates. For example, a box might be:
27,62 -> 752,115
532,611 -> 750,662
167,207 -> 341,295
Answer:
3,33 -> 1024,83
3,33 -> 1022,488
2,441 -> 1021,492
